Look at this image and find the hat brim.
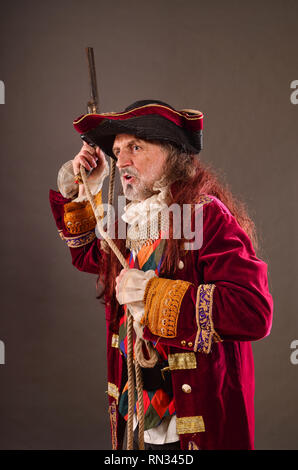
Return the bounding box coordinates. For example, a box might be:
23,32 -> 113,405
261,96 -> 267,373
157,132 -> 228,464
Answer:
73,104 -> 203,159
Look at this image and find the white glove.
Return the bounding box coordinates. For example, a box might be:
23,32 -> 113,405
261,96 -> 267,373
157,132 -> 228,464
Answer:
115,268 -> 157,325
57,156 -> 109,202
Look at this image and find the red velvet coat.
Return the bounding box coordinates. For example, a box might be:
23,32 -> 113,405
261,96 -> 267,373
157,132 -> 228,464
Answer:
49,188 -> 273,450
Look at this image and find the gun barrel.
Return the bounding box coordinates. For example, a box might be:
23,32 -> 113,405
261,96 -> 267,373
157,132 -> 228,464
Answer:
85,47 -> 99,113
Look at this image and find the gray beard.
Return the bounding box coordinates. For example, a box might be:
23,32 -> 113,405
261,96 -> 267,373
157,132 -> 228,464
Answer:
124,183 -> 156,202
120,159 -> 175,201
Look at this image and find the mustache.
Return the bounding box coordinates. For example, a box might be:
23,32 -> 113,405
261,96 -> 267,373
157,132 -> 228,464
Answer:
119,167 -> 140,178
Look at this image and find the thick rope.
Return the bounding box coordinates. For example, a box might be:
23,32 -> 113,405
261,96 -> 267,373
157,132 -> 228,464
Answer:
79,164 -> 159,450
107,158 -> 116,235
126,309 -> 135,450
135,361 -> 144,449
135,337 -> 158,368
101,158 -> 116,253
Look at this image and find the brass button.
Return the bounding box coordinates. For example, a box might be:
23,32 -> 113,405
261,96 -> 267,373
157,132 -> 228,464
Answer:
182,384 -> 192,393
181,340 -> 186,346
178,260 -> 184,269
188,341 -> 193,347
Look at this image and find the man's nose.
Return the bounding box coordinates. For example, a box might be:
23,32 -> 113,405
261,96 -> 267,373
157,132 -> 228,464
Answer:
116,149 -> 133,168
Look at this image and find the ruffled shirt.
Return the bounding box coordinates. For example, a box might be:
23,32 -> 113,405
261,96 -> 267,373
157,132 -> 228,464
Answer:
57,158 -> 109,202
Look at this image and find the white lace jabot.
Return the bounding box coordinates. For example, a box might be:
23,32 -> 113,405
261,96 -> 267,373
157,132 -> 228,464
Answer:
121,188 -> 170,253
121,188 -> 168,225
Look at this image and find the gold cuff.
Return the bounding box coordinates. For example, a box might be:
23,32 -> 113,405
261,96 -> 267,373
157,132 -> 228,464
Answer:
142,277 -> 192,338
63,191 -> 103,234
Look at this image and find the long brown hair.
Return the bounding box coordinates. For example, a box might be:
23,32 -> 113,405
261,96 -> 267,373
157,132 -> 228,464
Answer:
96,144 -> 259,327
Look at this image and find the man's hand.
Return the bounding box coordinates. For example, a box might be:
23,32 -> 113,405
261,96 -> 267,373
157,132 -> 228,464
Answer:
72,142 -> 107,198
115,268 -> 156,340
115,268 -> 156,314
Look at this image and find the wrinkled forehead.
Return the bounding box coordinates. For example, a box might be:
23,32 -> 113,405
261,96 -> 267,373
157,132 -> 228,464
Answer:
113,133 -> 139,146
112,134 -> 143,155
112,133 -> 165,152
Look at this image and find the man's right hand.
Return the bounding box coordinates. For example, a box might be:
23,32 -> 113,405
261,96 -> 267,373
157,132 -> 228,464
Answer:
72,142 -> 108,198
73,141 -> 106,177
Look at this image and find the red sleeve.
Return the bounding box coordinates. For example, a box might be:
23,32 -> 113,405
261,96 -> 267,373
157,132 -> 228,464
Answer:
143,196 -> 274,352
200,196 -> 273,341
49,189 -> 102,275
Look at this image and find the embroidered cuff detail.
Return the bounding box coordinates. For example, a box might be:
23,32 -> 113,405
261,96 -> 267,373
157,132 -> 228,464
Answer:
63,191 -> 103,234
194,283 -> 222,354
142,278 -> 192,338
62,230 -> 96,248
168,352 -> 197,370
176,416 -> 205,434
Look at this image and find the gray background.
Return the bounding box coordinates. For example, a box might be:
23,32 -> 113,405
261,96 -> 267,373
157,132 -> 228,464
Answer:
0,0 -> 297,449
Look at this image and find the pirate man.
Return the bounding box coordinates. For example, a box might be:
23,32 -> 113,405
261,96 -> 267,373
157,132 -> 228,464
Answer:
49,100 -> 273,450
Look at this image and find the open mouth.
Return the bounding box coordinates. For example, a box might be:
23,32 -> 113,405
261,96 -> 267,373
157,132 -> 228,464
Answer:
123,175 -> 135,182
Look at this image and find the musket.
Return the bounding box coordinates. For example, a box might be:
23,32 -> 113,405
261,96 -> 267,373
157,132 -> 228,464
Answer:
85,47 -> 99,114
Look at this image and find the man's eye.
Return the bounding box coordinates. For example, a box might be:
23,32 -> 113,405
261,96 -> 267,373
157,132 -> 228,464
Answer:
133,145 -> 141,151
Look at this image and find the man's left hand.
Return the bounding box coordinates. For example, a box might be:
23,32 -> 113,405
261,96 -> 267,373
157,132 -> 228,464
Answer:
115,268 -> 156,320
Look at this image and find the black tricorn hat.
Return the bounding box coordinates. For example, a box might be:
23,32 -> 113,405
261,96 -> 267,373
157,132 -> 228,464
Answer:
73,99 -> 203,159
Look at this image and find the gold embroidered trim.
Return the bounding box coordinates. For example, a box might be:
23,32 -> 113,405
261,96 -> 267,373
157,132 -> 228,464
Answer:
194,284 -> 222,354
63,230 -> 96,248
64,191 -> 103,234
196,194 -> 213,206
108,382 -> 119,404
108,401 -> 118,450
168,352 -> 197,370
142,278 -> 192,338
176,416 -> 205,435
111,334 -> 119,348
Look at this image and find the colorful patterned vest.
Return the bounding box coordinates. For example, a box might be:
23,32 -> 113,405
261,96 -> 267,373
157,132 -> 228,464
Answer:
118,238 -> 176,430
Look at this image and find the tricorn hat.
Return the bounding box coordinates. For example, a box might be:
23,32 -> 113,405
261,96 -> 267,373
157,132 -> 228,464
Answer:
73,99 -> 204,159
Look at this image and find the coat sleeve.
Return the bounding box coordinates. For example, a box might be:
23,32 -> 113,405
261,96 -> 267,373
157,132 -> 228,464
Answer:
142,196 -> 274,353
49,188 -> 103,274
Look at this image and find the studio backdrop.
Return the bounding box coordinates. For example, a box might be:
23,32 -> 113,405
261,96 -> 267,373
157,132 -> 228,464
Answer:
0,0 -> 297,450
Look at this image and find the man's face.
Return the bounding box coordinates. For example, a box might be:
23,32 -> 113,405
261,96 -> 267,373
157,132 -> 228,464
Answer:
113,134 -> 168,201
